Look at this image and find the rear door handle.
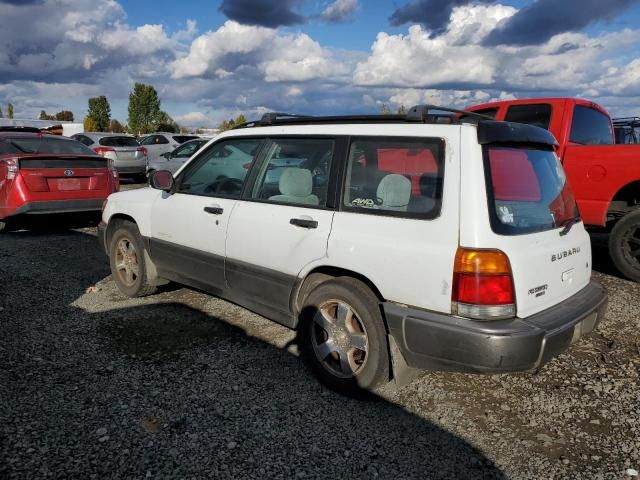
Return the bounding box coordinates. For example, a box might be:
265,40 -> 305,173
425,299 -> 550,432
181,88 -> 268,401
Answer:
290,217 -> 318,229
204,206 -> 224,215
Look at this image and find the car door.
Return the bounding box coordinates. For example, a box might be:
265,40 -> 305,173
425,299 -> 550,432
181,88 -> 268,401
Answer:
149,137 -> 263,294
225,137 -> 340,321
141,135 -> 170,163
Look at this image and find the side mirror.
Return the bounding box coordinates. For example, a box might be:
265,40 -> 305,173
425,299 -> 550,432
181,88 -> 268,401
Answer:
150,170 -> 174,193
162,152 -> 171,159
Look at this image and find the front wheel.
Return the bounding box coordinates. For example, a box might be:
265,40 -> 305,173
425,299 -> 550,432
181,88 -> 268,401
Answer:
108,222 -> 157,297
609,209 -> 640,282
299,277 -> 389,395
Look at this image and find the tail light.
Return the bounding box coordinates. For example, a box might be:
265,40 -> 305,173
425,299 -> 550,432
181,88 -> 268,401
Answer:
106,157 -> 119,183
137,146 -> 147,156
452,248 -> 516,320
6,158 -> 19,179
94,147 -> 115,157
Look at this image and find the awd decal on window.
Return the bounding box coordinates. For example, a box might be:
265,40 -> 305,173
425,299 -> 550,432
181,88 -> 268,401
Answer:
351,198 -> 375,208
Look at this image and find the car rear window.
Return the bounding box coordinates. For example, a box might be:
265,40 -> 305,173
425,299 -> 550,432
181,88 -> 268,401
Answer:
485,146 -> 579,235
0,136 -> 96,155
505,104 -> 552,130
98,136 -> 139,147
343,137 -> 444,218
173,135 -> 199,144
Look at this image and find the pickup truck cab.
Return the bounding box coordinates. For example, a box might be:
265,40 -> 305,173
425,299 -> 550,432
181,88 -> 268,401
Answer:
98,106 -> 607,394
468,98 -> 640,282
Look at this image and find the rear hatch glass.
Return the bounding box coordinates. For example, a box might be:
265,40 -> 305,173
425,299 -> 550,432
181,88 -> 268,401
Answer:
485,147 -> 579,235
482,146 -> 591,318
1,136 -> 96,155
98,136 -> 139,147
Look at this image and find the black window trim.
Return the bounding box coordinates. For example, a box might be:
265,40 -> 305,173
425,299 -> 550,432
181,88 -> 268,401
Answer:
339,135 -> 447,221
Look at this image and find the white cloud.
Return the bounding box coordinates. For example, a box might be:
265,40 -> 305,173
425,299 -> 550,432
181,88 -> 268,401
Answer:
175,111 -> 214,127
321,0 -> 359,22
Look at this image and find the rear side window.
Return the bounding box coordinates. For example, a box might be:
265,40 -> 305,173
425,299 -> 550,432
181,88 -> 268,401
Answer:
1,136 -> 96,155
343,137 -> 444,219
98,136 -> 139,147
485,147 -> 579,235
505,104 -> 552,130
570,106 -> 613,145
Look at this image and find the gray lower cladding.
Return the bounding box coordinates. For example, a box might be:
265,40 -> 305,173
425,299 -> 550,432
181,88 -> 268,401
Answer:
384,280 -> 608,373
116,166 -> 146,175
9,198 -> 105,217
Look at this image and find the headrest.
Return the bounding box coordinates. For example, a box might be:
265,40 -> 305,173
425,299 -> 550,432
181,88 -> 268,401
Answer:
279,168 -> 313,197
377,174 -> 411,210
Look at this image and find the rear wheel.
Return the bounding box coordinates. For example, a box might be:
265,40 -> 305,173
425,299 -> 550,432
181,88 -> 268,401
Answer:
609,209 -> 640,282
108,222 -> 157,297
0,220 -> 6,233
299,277 -> 389,395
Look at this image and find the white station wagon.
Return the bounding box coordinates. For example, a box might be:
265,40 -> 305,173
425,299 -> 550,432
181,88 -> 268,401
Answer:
98,106 -> 608,394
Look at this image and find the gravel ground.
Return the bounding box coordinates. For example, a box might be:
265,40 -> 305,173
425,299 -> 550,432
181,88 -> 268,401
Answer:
1,220 -> 639,479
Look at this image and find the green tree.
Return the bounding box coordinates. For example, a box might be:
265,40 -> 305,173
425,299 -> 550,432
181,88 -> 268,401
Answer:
397,105 -> 407,115
39,110 -> 50,120
83,116 -> 97,132
380,103 -> 391,115
127,83 -> 161,135
87,96 -> 111,131
217,114 -> 248,132
0,105 -> 3,118
156,111 -> 179,133
7,103 -> 14,119
109,119 -> 126,133
55,110 -> 74,122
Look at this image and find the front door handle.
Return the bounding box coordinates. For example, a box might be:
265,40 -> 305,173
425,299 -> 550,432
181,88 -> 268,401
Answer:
290,217 -> 318,229
204,206 -> 224,215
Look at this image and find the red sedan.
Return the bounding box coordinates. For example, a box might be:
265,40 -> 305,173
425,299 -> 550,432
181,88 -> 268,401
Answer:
0,127 -> 119,232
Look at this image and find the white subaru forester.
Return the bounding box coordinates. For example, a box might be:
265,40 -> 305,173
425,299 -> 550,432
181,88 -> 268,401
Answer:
98,106 -> 608,394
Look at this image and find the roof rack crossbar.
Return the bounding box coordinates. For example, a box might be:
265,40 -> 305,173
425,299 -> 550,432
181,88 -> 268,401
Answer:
406,104 -> 495,123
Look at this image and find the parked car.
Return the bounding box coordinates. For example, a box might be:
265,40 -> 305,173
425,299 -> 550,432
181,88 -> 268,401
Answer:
97,106 -> 607,394
139,133 -> 200,164
0,127 -> 119,232
467,98 -> 640,282
613,117 -> 640,144
72,132 -> 147,182
146,138 -> 210,176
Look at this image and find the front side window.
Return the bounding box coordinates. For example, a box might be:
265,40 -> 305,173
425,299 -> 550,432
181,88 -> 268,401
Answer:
485,146 -> 579,235
505,104 -> 552,130
176,139 -> 261,198
173,141 -> 205,158
570,106 -> 614,145
251,138 -> 334,207
343,138 -> 445,218
140,136 -> 154,146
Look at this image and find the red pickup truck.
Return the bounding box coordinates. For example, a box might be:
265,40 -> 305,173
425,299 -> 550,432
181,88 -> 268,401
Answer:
467,98 -> 640,282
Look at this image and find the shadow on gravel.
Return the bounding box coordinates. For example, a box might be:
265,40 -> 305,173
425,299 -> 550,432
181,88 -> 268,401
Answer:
1,228 -> 507,479
589,233 -> 629,281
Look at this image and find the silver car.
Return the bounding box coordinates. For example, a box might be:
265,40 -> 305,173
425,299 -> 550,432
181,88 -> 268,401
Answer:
139,133 -> 200,164
72,132 -> 147,181
146,138 -> 209,176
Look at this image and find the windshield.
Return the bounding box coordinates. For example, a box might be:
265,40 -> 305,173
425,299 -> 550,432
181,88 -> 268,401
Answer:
0,135 -> 97,155
98,136 -> 139,147
485,146 -> 579,235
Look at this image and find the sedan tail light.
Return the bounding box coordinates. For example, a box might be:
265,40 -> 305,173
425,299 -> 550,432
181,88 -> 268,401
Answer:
6,158 -> 19,179
452,248 -> 516,320
94,147 -> 115,157
137,146 -> 148,156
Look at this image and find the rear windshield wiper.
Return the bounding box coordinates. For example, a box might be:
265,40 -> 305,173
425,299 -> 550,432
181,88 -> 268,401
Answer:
559,217 -> 581,236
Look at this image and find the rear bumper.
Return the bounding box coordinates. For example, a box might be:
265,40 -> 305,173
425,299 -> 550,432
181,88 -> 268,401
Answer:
384,281 -> 607,373
116,165 -> 146,175
7,198 -> 105,217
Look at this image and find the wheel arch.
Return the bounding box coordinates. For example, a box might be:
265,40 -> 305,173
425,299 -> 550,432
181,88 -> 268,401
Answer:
291,265 -> 385,324
608,180 -> 640,218
105,213 -> 137,252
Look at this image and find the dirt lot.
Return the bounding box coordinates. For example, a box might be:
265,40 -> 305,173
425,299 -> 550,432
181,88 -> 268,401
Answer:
1,206 -> 639,478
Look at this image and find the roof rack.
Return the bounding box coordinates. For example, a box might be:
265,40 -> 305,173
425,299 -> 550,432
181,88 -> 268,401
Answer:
613,117 -> 640,126
0,126 -> 45,133
233,104 -> 495,129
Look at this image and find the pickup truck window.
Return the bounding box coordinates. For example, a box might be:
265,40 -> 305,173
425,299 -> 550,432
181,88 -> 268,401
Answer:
570,106 -> 614,145
505,104 -> 552,130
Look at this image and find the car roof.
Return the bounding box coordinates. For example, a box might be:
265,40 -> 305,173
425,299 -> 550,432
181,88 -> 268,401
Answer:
79,132 -> 135,138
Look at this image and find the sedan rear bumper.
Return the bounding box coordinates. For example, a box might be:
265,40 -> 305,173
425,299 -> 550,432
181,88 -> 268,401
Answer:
8,198 -> 105,217
384,281 -> 607,373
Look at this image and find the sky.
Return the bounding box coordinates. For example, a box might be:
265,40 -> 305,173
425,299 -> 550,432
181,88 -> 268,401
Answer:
1,0 -> 640,128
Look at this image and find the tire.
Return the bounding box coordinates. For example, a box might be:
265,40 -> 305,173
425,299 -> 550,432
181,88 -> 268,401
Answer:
609,209 -> 640,282
299,277 -> 389,395
0,220 -> 5,233
108,221 -> 157,297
